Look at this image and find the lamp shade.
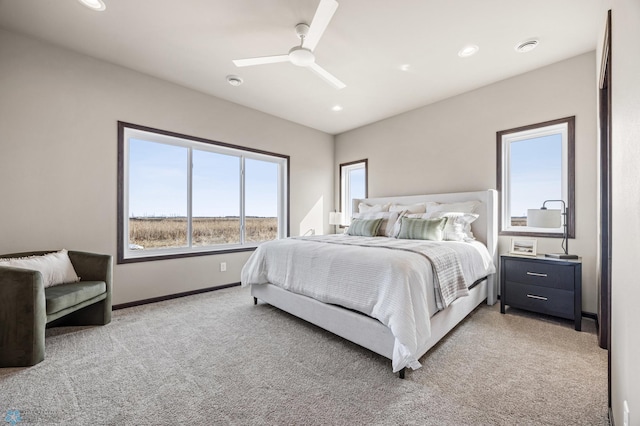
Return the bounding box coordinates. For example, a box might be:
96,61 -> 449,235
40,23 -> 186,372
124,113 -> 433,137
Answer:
329,212 -> 343,226
527,209 -> 561,228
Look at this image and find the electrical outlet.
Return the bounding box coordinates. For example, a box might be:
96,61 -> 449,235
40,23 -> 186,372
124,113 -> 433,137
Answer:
624,400 -> 630,426
220,262 -> 227,272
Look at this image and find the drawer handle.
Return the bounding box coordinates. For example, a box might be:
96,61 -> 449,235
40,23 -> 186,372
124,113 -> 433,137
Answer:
527,294 -> 548,301
526,272 -> 548,278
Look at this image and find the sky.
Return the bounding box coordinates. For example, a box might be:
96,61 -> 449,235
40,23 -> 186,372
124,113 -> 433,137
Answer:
350,168 -> 366,200
129,134 -> 559,220
129,139 -> 279,218
342,167 -> 365,219
509,133 -> 562,217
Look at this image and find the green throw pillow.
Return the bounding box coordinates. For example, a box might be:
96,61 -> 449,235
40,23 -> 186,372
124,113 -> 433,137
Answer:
347,218 -> 383,237
397,217 -> 447,241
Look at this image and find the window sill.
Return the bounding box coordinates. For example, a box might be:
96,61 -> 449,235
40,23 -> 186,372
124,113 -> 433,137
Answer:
117,246 -> 258,264
499,230 -> 570,238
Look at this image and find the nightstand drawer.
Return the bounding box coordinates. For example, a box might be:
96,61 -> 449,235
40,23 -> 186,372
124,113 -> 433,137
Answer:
505,282 -> 574,319
503,258 -> 574,291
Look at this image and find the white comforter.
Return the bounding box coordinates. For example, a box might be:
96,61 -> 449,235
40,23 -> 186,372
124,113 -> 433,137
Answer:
241,234 -> 495,372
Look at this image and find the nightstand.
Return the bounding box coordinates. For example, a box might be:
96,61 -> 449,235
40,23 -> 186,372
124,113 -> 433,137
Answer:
500,254 -> 582,331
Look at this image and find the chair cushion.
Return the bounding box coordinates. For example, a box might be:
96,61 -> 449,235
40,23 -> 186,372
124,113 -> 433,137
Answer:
45,281 -> 106,315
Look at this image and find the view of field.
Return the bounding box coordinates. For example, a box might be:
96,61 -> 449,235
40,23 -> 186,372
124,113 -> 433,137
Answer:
511,217 -> 527,226
129,217 -> 277,249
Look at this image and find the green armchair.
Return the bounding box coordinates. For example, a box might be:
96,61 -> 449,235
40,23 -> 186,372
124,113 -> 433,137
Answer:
0,250 -> 112,367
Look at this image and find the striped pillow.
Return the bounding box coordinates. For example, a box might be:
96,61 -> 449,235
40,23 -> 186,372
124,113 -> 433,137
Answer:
347,218 -> 383,237
397,217 -> 447,241
351,211 -> 400,237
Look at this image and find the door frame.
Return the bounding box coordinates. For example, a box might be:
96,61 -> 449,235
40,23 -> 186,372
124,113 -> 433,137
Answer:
598,8 -> 612,410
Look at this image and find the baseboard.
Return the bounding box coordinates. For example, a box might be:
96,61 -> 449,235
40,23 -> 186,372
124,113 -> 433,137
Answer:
113,282 -> 240,310
581,312 -> 599,332
609,406 -> 615,426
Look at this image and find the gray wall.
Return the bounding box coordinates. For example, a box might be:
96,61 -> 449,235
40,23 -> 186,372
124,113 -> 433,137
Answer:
335,52 -> 598,313
0,29 -> 334,305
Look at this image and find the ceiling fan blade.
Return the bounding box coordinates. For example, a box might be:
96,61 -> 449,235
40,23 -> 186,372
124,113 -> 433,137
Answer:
308,62 -> 346,89
303,0 -> 338,52
233,55 -> 289,67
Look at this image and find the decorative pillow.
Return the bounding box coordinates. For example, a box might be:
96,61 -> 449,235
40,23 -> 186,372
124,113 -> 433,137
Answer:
427,212 -> 480,241
346,218 -> 384,237
0,249 -> 80,288
425,200 -> 481,215
389,210 -> 411,238
389,202 -> 426,214
396,217 -> 447,241
358,202 -> 390,213
352,211 -> 399,237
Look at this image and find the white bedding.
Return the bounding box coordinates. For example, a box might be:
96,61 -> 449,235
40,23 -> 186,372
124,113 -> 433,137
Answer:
241,234 -> 495,372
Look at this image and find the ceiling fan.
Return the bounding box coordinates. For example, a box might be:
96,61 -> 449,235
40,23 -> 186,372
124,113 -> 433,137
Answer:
232,0 -> 345,89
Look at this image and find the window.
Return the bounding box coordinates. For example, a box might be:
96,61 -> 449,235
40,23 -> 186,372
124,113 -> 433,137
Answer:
118,122 -> 289,263
340,160 -> 367,224
497,117 -> 575,237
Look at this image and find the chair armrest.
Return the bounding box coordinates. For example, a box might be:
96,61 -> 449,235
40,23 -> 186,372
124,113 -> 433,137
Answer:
67,251 -> 113,325
67,251 -> 112,288
0,266 -> 47,366
0,265 -> 46,311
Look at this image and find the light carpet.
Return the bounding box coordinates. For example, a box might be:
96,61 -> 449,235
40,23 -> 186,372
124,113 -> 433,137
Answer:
0,286 -> 608,425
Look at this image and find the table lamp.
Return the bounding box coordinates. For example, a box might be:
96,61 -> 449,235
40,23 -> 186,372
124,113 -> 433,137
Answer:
329,211 -> 343,234
527,199 -> 578,259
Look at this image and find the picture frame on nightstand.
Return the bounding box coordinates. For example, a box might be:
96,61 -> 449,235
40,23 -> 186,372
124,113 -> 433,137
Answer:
510,238 -> 537,256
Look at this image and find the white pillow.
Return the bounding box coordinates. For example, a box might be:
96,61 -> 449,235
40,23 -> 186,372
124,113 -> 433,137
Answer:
358,202 -> 390,213
352,211 -> 399,237
389,202 -> 426,214
427,211 -> 480,241
0,249 -> 80,288
425,200 -> 481,215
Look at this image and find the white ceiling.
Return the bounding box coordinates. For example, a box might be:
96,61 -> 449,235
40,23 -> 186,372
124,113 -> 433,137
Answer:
0,0 -> 601,135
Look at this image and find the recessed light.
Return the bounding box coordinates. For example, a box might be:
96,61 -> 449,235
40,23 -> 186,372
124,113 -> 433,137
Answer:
226,75 -> 243,87
515,39 -> 539,53
332,105 -> 343,112
400,64 -> 411,72
458,44 -> 479,58
77,0 -> 106,11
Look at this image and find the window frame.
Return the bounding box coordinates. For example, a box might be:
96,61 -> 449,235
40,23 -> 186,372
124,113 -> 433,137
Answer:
496,116 -> 575,238
117,121 -> 289,264
339,159 -> 368,225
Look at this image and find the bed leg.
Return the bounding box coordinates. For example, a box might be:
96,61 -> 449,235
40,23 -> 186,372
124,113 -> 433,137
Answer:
399,368 -> 405,379
253,297 -> 258,305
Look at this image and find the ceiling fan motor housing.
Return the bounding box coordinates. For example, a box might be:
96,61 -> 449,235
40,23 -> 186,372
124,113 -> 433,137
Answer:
289,46 -> 315,66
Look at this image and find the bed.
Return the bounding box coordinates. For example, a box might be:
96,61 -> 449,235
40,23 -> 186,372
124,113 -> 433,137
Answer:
242,189 -> 498,378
